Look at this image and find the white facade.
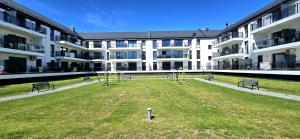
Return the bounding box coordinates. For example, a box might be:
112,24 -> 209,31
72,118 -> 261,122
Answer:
212,0 -> 300,70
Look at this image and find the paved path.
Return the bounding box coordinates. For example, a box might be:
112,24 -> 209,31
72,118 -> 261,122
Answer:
193,78 -> 300,101
0,81 -> 99,103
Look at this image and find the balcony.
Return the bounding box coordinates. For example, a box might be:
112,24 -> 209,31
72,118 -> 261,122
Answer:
0,37 -> 44,56
0,11 -> 47,38
56,36 -> 88,50
90,55 -> 105,62
55,51 -> 88,62
157,54 -> 189,61
212,32 -> 244,48
108,43 -> 142,51
109,54 -> 141,62
212,49 -> 244,60
251,2 -> 300,34
157,43 -> 191,50
253,31 -> 300,53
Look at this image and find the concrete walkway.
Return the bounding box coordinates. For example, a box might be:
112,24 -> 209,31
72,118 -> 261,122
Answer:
193,78 -> 300,101
0,81 -> 99,103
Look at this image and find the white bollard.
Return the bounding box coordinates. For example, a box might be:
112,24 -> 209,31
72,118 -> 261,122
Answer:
147,107 -> 152,121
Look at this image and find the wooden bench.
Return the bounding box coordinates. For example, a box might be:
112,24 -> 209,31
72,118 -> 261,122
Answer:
205,75 -> 214,81
238,79 -> 259,90
32,82 -> 55,93
83,76 -> 93,82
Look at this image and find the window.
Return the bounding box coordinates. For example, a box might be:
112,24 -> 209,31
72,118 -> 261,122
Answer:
188,40 -> 192,47
153,51 -> 157,60
153,62 -> 157,70
208,45 -> 212,50
51,44 -> 55,57
94,41 -> 102,48
208,56 -> 212,61
107,52 -> 110,60
244,25 -> 248,38
197,50 -> 200,59
245,41 -> 249,54
152,40 -> 157,49
128,51 -> 137,59
107,41 -> 111,48
189,50 -> 192,59
85,41 -> 89,48
142,62 -> 146,71
174,39 -> 183,47
116,51 -> 126,59
196,39 -> 200,48
116,40 -> 125,48
128,40 -> 137,48
162,40 -> 171,47
197,61 -> 201,70
142,40 -> 146,49
142,51 -> 146,60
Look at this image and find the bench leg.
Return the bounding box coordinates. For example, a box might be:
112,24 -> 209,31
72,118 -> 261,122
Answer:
257,85 -> 259,90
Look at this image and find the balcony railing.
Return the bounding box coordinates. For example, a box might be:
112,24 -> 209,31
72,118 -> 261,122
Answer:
213,32 -> 244,46
110,55 -> 141,60
90,55 -> 104,59
251,2 -> 300,31
110,43 -> 142,49
55,51 -> 88,59
255,33 -> 300,49
0,11 -> 47,35
56,36 -> 86,48
212,48 -> 243,58
157,54 -> 188,59
0,38 -> 44,53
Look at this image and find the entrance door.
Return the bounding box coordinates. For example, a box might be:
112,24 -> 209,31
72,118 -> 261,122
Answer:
128,62 -> 137,71
162,62 -> 171,70
4,57 -> 27,73
257,55 -> 263,69
174,62 -> 183,69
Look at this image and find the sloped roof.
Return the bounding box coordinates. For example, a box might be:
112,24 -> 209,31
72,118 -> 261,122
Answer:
0,0 -> 81,38
80,30 -> 221,40
218,0 -> 287,36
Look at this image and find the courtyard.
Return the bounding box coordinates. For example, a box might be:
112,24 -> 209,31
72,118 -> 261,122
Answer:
0,75 -> 299,138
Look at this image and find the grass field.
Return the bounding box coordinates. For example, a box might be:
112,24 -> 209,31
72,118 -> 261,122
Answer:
183,74 -> 300,96
0,79 -> 299,138
0,76 -> 99,97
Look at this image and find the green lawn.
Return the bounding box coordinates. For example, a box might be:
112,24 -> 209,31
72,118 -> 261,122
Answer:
0,76 -> 98,97
0,79 -> 299,138
184,74 -> 300,96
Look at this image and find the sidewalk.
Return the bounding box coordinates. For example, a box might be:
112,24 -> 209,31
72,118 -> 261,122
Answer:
193,78 -> 300,101
0,81 -> 98,103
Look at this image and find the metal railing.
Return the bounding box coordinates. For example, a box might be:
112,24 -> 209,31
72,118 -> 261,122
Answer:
251,2 -> 300,31
157,54 -> 189,59
110,55 -> 142,60
0,38 -> 44,53
213,32 -> 244,46
0,11 -> 47,35
212,48 -> 243,58
255,32 -> 300,49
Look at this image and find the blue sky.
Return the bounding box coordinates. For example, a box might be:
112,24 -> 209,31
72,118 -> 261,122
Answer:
15,0 -> 273,32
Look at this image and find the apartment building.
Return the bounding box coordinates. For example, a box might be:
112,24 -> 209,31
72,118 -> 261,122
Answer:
212,0 -> 300,70
1,0 -> 300,74
80,31 -> 218,71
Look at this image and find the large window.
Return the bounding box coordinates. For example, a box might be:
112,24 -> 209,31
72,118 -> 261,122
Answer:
128,51 -> 137,59
162,40 -> 171,47
196,39 -> 200,48
116,51 -> 126,59
128,40 -> 137,48
174,39 -> 183,47
116,40 -> 125,48
152,40 -> 157,49
94,41 -> 102,48
107,41 -> 111,48
173,51 -> 183,58
142,40 -> 146,49
142,51 -> 146,60
197,50 -> 200,59
153,51 -> 157,60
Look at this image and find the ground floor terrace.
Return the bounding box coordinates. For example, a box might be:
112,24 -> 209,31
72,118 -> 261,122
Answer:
0,74 -> 299,138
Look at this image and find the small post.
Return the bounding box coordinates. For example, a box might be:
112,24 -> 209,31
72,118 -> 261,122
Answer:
147,107 -> 152,121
